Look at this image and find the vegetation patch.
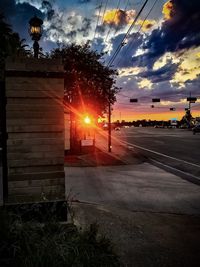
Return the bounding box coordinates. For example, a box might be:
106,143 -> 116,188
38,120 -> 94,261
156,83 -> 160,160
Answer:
0,207 -> 120,267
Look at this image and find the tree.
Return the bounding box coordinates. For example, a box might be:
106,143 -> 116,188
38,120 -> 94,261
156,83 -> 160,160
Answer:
180,109 -> 193,128
0,13 -> 29,79
51,43 -> 120,119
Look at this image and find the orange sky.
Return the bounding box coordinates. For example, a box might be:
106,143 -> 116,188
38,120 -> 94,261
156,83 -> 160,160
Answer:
112,109 -> 200,121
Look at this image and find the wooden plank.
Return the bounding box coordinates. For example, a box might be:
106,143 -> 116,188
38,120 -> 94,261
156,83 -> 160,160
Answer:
7,105 -> 63,114
7,98 -> 63,105
8,132 -> 64,140
6,77 -> 64,88
6,90 -> 63,98
7,151 -> 63,160
8,171 -> 65,181
7,138 -> 64,147
7,118 -> 64,126
8,184 -> 65,196
7,124 -> 64,133
6,110 -> 62,119
9,165 -> 64,175
8,157 -> 64,167
8,178 -> 65,188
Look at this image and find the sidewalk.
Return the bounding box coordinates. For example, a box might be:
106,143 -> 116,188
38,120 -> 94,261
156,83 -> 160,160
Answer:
65,129 -> 146,167
65,130 -> 200,267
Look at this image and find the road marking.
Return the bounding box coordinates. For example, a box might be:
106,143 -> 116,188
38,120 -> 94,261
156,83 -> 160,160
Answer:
150,158 -> 200,181
122,140 -> 200,168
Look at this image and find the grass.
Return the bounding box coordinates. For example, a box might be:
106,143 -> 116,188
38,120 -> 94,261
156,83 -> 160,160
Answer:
0,206 -> 120,267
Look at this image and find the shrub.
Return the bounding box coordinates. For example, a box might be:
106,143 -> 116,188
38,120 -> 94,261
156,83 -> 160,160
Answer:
0,207 -> 120,267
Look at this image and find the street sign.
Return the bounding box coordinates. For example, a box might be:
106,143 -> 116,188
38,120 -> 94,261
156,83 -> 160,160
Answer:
81,139 -> 94,146
152,98 -> 160,102
130,99 -> 138,102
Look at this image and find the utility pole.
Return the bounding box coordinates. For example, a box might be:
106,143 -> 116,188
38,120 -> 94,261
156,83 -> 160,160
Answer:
189,92 -> 191,111
108,97 -> 112,153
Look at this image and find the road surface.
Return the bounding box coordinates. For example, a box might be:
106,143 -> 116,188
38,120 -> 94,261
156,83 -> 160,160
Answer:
65,127 -> 200,266
66,127 -> 200,215
115,127 -> 200,179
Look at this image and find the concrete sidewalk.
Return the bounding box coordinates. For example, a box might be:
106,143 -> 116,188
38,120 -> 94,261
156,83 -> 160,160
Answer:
70,202 -> 200,267
65,130 -> 200,267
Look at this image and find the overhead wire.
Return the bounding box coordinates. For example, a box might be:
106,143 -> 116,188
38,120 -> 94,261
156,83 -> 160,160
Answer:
107,0 -> 150,67
93,0 -> 104,41
115,0 -> 159,68
99,0 -> 109,27
103,0 -> 121,46
103,0 -> 131,54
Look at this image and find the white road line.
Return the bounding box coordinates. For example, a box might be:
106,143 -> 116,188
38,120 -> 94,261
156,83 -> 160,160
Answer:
150,159 -> 200,181
122,140 -> 200,168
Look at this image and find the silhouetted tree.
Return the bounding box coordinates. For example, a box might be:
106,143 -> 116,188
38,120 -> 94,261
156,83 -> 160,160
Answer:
51,43 -> 120,118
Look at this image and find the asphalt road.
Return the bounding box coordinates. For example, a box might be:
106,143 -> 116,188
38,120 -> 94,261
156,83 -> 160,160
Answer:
115,127 -> 200,180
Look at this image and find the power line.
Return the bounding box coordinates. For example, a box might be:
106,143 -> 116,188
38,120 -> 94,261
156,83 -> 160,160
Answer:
103,0 -> 121,46
99,0 -> 109,26
103,0 -> 131,54
116,0 -> 159,67
93,0 -> 104,41
107,0 -> 150,67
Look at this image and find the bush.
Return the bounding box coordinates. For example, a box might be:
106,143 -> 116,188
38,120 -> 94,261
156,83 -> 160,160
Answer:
0,207 -> 120,267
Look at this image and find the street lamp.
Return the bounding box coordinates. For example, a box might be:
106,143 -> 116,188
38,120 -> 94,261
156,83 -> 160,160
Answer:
29,15 -> 43,58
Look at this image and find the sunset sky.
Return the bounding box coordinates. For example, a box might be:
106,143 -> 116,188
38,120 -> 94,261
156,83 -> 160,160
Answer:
1,0 -> 200,121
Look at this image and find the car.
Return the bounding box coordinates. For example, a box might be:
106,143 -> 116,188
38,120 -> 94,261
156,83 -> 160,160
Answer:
192,124 -> 200,135
114,127 -> 120,131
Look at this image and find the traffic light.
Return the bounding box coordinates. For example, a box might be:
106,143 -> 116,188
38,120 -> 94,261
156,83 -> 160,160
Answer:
170,108 -> 176,111
152,98 -> 160,102
187,97 -> 197,103
151,105 -> 154,108
130,98 -> 138,102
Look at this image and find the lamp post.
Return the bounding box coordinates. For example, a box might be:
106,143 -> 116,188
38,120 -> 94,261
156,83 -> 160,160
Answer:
29,15 -> 43,58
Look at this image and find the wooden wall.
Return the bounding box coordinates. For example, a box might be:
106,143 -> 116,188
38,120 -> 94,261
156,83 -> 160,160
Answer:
5,58 -> 65,203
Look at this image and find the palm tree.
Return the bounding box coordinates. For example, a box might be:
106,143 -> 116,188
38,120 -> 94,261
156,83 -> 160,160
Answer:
0,13 -> 29,60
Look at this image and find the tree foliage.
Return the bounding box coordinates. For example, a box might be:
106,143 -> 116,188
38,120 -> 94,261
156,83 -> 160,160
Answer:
51,43 -> 120,117
0,14 -> 28,60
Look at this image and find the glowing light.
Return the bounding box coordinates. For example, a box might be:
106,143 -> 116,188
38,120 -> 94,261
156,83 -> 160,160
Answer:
30,26 -> 41,34
84,115 -> 91,124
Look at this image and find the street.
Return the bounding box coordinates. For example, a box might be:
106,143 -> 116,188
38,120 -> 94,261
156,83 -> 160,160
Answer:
65,127 -> 200,266
66,127 -> 200,214
115,127 -> 200,179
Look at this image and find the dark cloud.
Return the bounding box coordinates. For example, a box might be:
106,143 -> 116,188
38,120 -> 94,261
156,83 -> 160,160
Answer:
42,0 -> 54,20
138,61 -> 179,83
77,0 -> 91,3
132,0 -> 200,68
91,37 -> 106,54
0,0 -> 44,41
106,32 -> 144,68
77,17 -> 92,37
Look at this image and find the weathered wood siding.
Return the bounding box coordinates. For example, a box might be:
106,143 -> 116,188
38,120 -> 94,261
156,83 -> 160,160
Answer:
6,58 -> 65,203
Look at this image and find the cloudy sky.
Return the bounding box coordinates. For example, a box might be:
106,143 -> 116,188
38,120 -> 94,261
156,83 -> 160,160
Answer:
1,0 -> 200,121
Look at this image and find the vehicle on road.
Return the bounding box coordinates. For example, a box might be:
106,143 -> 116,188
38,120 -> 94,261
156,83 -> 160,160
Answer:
114,127 -> 120,131
192,124 -> 200,135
